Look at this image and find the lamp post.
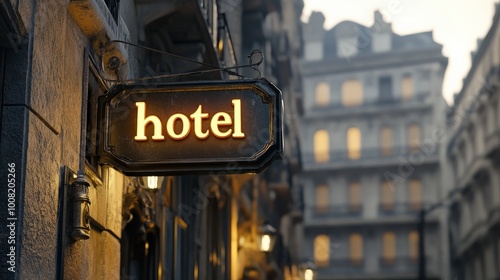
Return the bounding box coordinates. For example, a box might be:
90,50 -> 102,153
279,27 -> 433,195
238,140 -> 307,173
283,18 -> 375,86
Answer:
417,188 -> 460,280
418,208 -> 426,280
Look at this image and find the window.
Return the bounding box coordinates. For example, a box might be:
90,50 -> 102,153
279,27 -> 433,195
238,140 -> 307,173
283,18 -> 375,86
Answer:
349,233 -> 363,265
382,232 -> 396,264
408,231 -> 419,262
314,235 -> 330,267
380,126 -> 393,157
379,76 -> 393,101
314,130 -> 330,163
407,124 -> 421,152
381,181 -> 394,211
402,74 -> 414,101
347,127 -> 361,160
315,82 -> 330,106
341,80 -> 363,107
409,179 -> 422,210
86,55 -> 107,176
349,181 -> 361,212
104,0 -> 120,21
316,184 -> 329,213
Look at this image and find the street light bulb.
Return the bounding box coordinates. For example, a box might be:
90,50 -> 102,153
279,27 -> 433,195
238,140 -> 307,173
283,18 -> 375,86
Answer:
147,176 -> 159,190
304,268 -> 313,280
261,234 -> 271,252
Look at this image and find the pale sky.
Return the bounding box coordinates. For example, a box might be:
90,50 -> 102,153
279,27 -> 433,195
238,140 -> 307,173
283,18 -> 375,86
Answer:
302,0 -> 499,104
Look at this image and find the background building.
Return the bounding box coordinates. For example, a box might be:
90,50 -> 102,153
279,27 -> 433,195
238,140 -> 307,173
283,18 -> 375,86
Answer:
295,11 -> 449,280
0,0 -> 303,279
446,3 -> 500,280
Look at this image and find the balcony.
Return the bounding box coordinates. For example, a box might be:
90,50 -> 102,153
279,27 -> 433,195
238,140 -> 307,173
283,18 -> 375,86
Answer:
378,203 -> 425,216
305,92 -> 431,119
378,256 -> 419,273
303,145 -> 439,171
311,204 -> 363,218
317,258 -> 365,275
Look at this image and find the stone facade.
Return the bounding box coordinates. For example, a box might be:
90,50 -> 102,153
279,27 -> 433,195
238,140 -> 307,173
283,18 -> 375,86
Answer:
296,11 -> 449,280
446,4 -> 500,280
0,0 -> 303,279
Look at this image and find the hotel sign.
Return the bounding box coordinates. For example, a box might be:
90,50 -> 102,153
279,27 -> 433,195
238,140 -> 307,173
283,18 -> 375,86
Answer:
98,79 -> 283,175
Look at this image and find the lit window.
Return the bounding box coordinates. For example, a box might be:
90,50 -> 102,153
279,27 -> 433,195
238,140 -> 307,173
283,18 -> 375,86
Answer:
402,75 -> 414,101
316,184 -> 329,213
342,80 -> 363,107
315,82 -> 330,106
349,233 -> 363,265
349,182 -> 361,212
408,231 -> 419,262
409,180 -> 422,210
347,127 -> 361,160
381,181 -> 394,211
407,124 -> 421,152
314,130 -> 330,163
380,126 -> 393,157
382,232 -> 396,264
314,235 -> 330,267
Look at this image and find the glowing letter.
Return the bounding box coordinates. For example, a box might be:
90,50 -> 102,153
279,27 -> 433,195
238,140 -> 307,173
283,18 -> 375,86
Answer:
211,112 -> 232,138
135,102 -> 165,141
232,99 -> 245,138
190,105 -> 209,139
166,113 -> 190,140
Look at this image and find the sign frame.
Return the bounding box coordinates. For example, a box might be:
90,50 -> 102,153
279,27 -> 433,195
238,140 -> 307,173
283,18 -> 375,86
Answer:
97,78 -> 283,175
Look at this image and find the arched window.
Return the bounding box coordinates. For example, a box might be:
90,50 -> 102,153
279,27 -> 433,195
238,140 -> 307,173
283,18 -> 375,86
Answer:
314,235 -> 330,267
342,80 -> 363,107
349,233 -> 363,265
348,181 -> 361,212
407,124 -> 421,152
408,231 -> 419,262
347,127 -> 361,160
402,74 -> 414,101
380,126 -> 393,157
382,232 -> 396,264
381,181 -> 394,211
316,184 -> 329,213
315,82 -> 330,106
409,179 -> 422,210
314,130 -> 330,163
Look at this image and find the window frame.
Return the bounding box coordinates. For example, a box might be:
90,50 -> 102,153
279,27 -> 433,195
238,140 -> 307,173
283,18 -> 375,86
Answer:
314,234 -> 330,267
341,79 -> 364,107
347,127 -> 362,160
348,233 -> 363,265
315,82 -> 330,107
313,130 -> 330,163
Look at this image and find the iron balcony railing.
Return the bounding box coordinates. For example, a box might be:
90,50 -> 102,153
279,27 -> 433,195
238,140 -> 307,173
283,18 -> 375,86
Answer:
304,145 -> 439,166
311,92 -> 431,112
316,258 -> 365,274
379,256 -> 429,273
311,204 -> 363,218
378,202 -> 430,216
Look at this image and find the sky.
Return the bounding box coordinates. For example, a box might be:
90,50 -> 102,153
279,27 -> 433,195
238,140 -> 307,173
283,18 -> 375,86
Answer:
301,0 -> 499,104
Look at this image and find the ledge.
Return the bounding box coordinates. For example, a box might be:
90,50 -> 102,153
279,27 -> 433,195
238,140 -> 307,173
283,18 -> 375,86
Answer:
69,0 -> 130,76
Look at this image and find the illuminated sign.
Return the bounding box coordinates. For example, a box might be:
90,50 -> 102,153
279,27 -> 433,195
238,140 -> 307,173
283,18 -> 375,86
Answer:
97,79 -> 283,175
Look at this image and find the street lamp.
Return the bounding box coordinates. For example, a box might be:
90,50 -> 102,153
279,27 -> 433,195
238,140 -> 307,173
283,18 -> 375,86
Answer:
300,260 -> 316,280
146,176 -> 159,191
258,223 -> 277,253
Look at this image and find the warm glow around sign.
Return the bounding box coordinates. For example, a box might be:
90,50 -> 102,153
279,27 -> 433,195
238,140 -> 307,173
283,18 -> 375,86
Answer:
134,99 -> 245,141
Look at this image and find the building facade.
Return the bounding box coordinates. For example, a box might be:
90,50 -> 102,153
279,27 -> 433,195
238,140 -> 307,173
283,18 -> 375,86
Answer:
296,11 -> 449,280
0,0 -> 303,279
446,3 -> 500,280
